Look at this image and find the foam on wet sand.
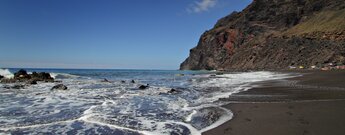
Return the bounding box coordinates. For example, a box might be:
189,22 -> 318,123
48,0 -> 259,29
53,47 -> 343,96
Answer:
0,69 -> 295,135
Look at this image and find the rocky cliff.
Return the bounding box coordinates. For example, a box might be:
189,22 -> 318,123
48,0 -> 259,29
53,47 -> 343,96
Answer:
180,0 -> 345,71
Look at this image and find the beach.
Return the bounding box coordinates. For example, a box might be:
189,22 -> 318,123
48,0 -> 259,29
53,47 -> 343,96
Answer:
1,69 -> 344,134
204,70 -> 345,135
1,69 -> 294,134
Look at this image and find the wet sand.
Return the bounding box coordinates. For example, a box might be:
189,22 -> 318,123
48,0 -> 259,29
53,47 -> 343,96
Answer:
204,70 -> 345,135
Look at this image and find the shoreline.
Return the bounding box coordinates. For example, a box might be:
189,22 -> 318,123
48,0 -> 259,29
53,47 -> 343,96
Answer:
203,70 -> 345,135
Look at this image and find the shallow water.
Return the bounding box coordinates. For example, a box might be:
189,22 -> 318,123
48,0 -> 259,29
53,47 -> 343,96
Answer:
0,69 -> 292,135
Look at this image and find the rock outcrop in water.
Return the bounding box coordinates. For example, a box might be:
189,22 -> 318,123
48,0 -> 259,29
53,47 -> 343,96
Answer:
181,0 -> 345,71
14,69 -> 31,80
51,84 -> 68,90
139,84 -> 150,90
1,69 -> 54,84
101,78 -> 110,83
30,72 -> 54,82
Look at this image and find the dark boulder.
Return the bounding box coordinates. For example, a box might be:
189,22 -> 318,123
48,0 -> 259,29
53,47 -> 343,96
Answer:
14,69 -> 31,80
30,72 -> 54,82
27,79 -> 38,85
139,84 -> 149,90
1,70 -> 54,84
121,80 -> 126,83
13,84 -> 25,89
14,69 -> 27,76
0,75 -> 4,80
51,84 -> 68,90
131,80 -> 136,83
167,88 -> 181,94
101,78 -> 110,83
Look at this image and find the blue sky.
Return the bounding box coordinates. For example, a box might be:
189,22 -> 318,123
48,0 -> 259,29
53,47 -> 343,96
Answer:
0,0 -> 252,69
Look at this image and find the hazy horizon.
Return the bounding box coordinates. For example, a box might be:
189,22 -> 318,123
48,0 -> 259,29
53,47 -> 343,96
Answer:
0,0 -> 252,69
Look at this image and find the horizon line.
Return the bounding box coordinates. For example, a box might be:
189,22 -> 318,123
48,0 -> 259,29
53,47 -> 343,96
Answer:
2,67 -> 180,71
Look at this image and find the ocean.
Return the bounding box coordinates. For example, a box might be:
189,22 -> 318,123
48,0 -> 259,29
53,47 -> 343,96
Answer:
0,68 -> 292,135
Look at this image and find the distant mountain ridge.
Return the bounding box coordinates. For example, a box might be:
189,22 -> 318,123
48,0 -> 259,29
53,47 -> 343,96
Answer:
180,0 -> 345,71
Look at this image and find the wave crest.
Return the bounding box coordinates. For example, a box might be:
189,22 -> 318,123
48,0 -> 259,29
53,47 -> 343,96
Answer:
0,68 -> 14,78
50,73 -> 80,79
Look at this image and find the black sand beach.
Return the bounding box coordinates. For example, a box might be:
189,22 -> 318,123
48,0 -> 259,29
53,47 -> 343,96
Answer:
204,70 -> 345,135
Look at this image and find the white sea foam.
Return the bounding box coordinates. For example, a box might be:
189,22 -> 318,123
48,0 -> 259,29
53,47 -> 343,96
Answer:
193,71 -> 292,103
197,71 -> 291,88
140,121 -> 202,135
199,107 -> 233,133
0,70 -> 295,134
185,110 -> 197,122
50,72 -> 80,79
79,114 -> 148,134
0,119 -> 77,131
185,71 -> 294,133
0,68 -> 14,78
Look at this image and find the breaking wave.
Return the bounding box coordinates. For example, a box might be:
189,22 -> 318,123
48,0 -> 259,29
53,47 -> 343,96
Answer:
50,73 -> 81,79
0,68 -> 14,78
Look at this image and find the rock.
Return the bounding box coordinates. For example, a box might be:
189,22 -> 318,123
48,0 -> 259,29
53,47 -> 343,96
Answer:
167,88 -> 181,94
139,84 -> 149,90
51,84 -> 68,90
0,75 -> 4,80
14,69 -> 27,76
121,80 -> 126,83
14,69 -> 31,80
131,80 -> 136,83
30,72 -> 54,82
27,79 -> 38,85
2,70 -> 54,83
13,84 -> 25,89
101,78 -> 110,82
180,0 -> 345,71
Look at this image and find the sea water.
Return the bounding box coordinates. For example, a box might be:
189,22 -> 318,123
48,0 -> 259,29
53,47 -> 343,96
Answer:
0,68 -> 292,135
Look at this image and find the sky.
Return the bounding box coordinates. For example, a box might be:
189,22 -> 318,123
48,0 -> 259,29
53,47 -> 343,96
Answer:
0,0 -> 252,69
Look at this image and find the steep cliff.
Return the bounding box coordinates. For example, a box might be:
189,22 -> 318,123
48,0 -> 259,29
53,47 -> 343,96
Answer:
180,0 -> 345,71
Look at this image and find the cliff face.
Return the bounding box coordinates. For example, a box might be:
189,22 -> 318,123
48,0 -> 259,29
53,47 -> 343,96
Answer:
180,0 -> 345,70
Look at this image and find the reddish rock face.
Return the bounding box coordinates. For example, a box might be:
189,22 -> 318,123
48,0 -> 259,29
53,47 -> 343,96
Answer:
224,29 -> 238,55
180,0 -> 345,71
216,29 -> 238,55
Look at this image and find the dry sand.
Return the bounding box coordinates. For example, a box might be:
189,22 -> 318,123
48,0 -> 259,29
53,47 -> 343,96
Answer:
203,70 -> 345,135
